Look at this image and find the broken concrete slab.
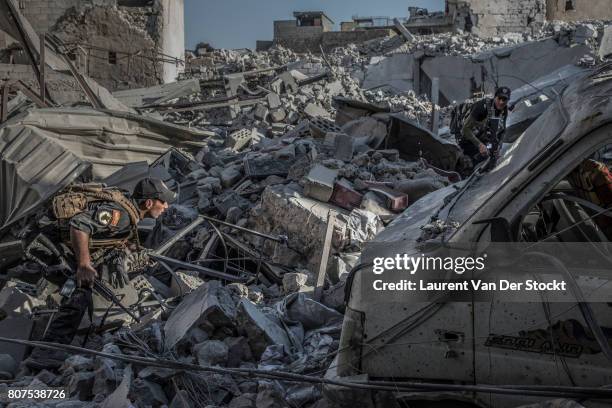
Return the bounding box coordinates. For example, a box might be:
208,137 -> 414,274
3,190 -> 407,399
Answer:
394,178 -> 445,203
253,103 -> 269,121
304,164 -> 339,203
195,340 -> 229,367
224,336 -> 253,367
0,354 -> 17,380
164,280 -> 237,350
220,166 -> 243,188
304,103 -> 331,119
600,25 -> 612,59
422,39 -> 592,105
229,393 -> 257,408
237,298 -> 292,359
4,107 -> 212,179
333,97 -> 390,127
388,114 -> 460,171
269,108 -> 287,123
333,133 -> 355,162
266,92 -> 281,109
244,153 -> 294,178
282,293 -> 343,331
341,116 -> 388,149
249,183 -> 355,278
130,378 -> 168,407
282,272 -> 309,294
362,54 -> 414,93
68,371 -> 95,401
169,271 -> 205,297
0,317 -> 33,366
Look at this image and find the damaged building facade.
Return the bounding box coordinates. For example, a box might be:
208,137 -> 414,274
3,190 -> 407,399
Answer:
0,0 -> 184,91
451,0 -> 612,37
263,0 -> 612,54
258,11 -> 395,53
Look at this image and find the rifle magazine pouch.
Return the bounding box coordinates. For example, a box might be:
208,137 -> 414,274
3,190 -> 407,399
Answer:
52,193 -> 88,220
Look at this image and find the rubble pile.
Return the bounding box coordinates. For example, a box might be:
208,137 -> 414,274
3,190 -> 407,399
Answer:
0,279 -> 343,407
0,19 -> 464,406
2,2 -> 612,405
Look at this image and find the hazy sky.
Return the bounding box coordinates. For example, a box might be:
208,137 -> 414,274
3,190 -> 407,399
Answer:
184,0 -> 445,50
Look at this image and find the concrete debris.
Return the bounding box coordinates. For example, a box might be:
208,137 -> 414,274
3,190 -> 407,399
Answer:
304,164 -> 339,202
2,2 -> 611,407
282,272 -> 309,294
237,298 -> 292,359
164,280 -> 237,350
0,354 -> 17,380
195,339 -> 229,367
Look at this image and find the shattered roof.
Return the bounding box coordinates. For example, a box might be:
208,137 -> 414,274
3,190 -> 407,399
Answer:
0,124 -> 90,233
4,107 -> 212,179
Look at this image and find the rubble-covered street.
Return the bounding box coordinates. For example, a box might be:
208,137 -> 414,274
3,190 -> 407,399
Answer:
1,0 -> 612,407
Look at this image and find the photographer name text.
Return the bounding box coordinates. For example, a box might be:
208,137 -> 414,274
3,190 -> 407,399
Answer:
372,279 -> 567,292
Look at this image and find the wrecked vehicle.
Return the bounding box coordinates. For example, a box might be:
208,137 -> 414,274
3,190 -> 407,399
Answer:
331,64 -> 612,408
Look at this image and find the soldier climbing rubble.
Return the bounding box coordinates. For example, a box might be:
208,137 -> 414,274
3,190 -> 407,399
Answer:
455,86 -> 511,173
24,178 -> 176,370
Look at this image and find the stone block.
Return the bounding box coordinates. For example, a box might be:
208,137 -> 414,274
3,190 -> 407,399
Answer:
164,281 -> 237,350
304,164 -> 338,203
237,299 -> 291,359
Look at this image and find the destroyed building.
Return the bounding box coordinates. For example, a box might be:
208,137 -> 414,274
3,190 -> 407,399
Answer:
262,0 -> 612,54
546,0 -> 612,21
0,0 -> 184,91
258,11 -> 395,53
450,0 -> 612,36
1,0 -> 612,406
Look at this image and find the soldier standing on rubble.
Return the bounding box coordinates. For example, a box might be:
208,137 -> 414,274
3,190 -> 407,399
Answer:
459,86 -> 511,169
25,177 -> 175,370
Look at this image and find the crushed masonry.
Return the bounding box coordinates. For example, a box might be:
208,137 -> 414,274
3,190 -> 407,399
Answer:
0,1 -> 611,406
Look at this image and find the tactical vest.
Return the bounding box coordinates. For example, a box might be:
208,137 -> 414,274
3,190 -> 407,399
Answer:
482,98 -> 507,144
52,184 -> 141,249
453,98 -> 507,144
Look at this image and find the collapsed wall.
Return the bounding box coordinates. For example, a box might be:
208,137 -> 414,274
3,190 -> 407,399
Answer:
546,0 -> 612,22
272,20 -> 393,54
0,0 -> 184,90
52,6 -> 163,91
451,0 -> 547,37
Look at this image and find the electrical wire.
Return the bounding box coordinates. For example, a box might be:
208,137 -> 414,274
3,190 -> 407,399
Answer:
5,337 -> 612,398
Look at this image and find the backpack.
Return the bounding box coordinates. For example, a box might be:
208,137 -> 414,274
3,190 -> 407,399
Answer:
450,100 -> 477,141
52,184 -> 141,248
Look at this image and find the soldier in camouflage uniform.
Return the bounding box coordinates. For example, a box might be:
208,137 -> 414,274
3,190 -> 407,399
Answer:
460,86 -> 511,167
25,178 -> 175,370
